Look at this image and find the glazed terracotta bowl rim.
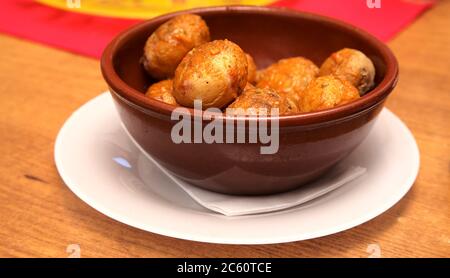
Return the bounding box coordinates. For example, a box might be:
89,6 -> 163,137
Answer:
101,5 -> 399,125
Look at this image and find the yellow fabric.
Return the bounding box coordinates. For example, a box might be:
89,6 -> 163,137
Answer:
37,0 -> 274,19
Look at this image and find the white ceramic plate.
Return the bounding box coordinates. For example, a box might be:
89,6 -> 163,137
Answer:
54,93 -> 419,244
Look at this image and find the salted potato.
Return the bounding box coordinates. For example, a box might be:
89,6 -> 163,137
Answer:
257,57 -> 319,107
245,53 -> 258,84
299,75 -> 360,112
173,39 -> 248,109
319,48 -> 375,95
145,79 -> 178,106
141,14 -> 210,79
227,87 -> 297,115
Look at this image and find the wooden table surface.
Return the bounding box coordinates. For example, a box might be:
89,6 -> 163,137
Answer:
0,2 -> 449,258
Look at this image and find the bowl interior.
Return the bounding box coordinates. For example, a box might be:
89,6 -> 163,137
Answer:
112,7 -> 387,95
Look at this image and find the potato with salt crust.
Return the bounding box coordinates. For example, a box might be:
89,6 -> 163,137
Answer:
173,39 -> 248,109
299,75 -> 360,113
256,57 -> 319,107
319,48 -> 375,95
145,79 -> 178,106
141,14 -> 210,79
245,53 -> 258,84
227,87 -> 297,116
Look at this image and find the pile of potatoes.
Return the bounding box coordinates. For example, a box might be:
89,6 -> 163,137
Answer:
142,14 -> 376,115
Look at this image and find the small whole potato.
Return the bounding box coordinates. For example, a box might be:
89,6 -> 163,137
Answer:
142,14 -> 210,79
319,48 -> 375,95
227,87 -> 297,116
257,57 -> 319,106
145,79 -> 178,106
173,39 -> 248,109
299,75 -> 360,113
245,53 -> 258,84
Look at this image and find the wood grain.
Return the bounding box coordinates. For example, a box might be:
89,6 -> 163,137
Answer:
0,1 -> 449,258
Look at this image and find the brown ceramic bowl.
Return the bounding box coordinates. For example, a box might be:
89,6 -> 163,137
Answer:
101,6 -> 398,195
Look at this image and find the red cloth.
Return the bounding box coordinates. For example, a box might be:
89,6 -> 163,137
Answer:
270,0 -> 435,41
0,0 -> 434,59
0,0 -> 139,58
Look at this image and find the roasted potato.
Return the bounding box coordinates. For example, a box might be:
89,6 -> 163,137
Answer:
145,79 -> 178,106
227,87 -> 297,115
141,14 -> 210,79
173,39 -> 248,109
299,75 -> 360,112
256,57 -> 319,107
319,48 -> 375,95
245,53 -> 258,84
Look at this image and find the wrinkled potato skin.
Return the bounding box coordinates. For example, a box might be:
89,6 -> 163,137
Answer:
300,75 -> 360,112
257,57 -> 319,94
142,14 -> 210,79
245,53 -> 258,84
173,40 -> 248,109
319,48 -> 375,95
145,79 -> 178,106
227,87 -> 297,115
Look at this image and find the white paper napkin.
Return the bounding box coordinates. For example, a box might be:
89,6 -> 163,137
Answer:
166,165 -> 366,216
121,121 -> 367,217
